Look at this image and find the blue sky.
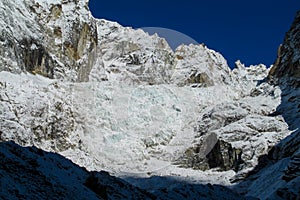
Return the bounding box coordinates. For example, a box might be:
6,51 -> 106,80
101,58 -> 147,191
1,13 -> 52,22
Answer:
88,0 -> 300,68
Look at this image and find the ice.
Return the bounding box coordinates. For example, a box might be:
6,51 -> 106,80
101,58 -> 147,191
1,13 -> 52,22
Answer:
1,0 -> 299,199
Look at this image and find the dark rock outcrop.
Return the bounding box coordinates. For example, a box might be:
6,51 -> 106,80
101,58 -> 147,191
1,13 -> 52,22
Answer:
233,10 -> 300,199
175,133 -> 243,172
268,11 -> 300,83
0,0 -> 98,81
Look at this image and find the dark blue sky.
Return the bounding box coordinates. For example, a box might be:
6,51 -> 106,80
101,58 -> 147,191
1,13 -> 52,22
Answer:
89,0 -> 300,68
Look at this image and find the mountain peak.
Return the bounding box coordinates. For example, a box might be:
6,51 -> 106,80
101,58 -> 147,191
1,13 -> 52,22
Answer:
1,0 -> 300,199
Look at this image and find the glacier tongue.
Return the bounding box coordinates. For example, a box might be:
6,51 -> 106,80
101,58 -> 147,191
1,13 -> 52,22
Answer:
0,71 -> 237,172
1,0 -> 300,199
0,64 -> 290,186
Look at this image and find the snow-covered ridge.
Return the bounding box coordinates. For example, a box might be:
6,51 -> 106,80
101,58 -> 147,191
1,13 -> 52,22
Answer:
1,0 -> 300,199
0,0 -> 268,86
1,141 -> 248,199
0,141 -> 157,200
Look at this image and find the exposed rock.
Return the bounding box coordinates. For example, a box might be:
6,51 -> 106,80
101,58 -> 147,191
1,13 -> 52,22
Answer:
96,19 -> 175,85
175,133 -> 244,172
232,10 -> 300,199
0,0 -> 238,86
175,93 -> 290,175
18,38 -> 55,78
0,72 -> 78,152
232,60 -> 270,97
1,0 -> 300,199
171,44 -> 232,87
0,0 -> 98,81
268,11 -> 300,83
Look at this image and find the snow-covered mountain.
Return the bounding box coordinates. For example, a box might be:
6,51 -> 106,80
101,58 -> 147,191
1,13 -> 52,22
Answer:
0,0 -> 299,199
1,141 -> 247,199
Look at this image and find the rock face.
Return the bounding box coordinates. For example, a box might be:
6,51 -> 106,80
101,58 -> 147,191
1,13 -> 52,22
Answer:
171,44 -> 232,87
95,19 -> 174,85
0,0 -> 234,86
175,132 -> 244,172
0,0 -> 98,81
233,11 -> 300,199
268,11 -> 300,83
91,19 -> 233,86
0,72 -> 78,152
175,88 -> 290,177
0,0 -> 300,199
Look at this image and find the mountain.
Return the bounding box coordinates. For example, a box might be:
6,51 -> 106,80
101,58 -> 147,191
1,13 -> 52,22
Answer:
1,141 -> 247,199
0,141 -> 155,200
0,0 -> 299,199
235,11 -> 300,199
269,11 -> 300,83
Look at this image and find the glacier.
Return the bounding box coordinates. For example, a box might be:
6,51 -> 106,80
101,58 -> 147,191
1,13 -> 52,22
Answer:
0,0 -> 300,199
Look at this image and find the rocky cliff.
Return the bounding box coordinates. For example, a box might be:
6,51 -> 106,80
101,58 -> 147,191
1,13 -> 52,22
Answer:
0,0 -> 98,81
269,11 -> 300,84
0,0 -> 299,199
234,11 -> 300,199
0,0 -> 236,86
